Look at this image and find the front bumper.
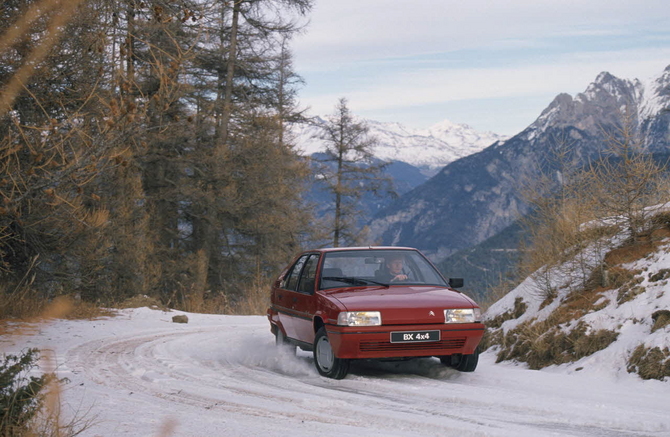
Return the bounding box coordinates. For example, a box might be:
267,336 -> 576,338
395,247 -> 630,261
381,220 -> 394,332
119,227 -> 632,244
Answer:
325,322 -> 485,359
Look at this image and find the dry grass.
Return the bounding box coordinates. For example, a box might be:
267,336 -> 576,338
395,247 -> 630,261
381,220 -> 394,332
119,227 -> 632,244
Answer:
229,282 -> 271,315
603,213 -> 670,269
545,285 -> 611,327
627,345 -> 670,381
496,320 -> 619,369
477,328 -> 502,352
62,299 -> 115,320
649,269 -> 670,283
116,294 -> 167,311
162,280 -> 270,316
603,240 -> 655,266
650,211 -> 670,237
651,310 -> 670,333
485,297 -> 527,330
0,292 -> 114,322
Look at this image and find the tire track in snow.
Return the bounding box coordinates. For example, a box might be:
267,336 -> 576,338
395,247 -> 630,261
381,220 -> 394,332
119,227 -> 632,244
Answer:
64,326 -> 502,436
63,321 -> 666,437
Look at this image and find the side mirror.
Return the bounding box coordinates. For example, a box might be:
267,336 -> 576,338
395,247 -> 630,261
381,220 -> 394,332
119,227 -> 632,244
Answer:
448,278 -> 464,289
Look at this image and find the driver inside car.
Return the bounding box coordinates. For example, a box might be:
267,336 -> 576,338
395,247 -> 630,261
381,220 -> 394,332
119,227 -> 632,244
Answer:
377,255 -> 409,282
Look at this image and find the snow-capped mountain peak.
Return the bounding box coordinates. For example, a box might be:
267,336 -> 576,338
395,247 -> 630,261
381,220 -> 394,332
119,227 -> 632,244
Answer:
639,65 -> 670,122
294,117 -> 506,175
524,65 -> 670,141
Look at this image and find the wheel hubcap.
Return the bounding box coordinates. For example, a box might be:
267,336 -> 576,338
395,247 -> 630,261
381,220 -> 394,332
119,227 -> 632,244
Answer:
316,336 -> 334,371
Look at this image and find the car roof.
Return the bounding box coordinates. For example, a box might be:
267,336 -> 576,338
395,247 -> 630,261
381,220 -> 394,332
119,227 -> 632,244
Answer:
306,246 -> 418,254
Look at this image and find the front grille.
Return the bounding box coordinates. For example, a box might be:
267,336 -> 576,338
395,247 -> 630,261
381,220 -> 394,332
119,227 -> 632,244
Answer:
359,337 -> 466,352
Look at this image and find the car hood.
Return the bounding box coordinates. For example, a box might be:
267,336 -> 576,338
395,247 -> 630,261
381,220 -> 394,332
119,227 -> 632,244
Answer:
324,286 -> 476,325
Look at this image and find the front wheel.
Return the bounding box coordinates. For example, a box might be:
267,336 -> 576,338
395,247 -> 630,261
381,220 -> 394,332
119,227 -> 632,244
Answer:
440,347 -> 479,372
313,327 -> 350,379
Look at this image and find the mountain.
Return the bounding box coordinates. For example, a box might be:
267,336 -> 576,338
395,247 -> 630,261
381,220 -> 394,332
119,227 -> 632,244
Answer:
369,64 -> 670,262
302,153 -> 427,224
293,116 -> 505,232
438,220 -> 524,302
294,118 -> 505,176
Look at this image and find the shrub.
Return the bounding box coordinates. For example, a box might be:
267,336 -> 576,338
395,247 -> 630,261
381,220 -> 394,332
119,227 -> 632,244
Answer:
0,349 -> 56,437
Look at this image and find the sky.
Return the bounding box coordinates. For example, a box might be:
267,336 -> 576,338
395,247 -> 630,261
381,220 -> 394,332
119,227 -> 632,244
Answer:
291,0 -> 670,136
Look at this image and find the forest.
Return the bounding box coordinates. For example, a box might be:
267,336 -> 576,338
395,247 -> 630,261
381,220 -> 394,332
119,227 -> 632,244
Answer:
0,0 -> 326,315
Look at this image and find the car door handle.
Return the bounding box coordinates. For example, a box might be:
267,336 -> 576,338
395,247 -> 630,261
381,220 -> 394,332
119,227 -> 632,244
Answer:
292,297 -> 298,303
278,294 -> 283,299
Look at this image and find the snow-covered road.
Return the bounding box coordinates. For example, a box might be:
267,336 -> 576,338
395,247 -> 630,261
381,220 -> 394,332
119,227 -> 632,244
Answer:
3,308 -> 669,436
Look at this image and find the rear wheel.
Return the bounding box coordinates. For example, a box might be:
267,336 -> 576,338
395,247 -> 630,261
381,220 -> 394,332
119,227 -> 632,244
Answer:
440,347 -> 479,372
274,325 -> 296,355
313,327 -> 349,379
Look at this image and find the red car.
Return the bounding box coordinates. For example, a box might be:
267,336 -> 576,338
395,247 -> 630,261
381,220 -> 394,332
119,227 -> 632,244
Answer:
267,247 -> 485,379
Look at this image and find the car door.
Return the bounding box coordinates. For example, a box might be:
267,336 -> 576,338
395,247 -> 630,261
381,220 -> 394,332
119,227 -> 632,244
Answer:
288,254 -> 320,344
276,254 -> 309,339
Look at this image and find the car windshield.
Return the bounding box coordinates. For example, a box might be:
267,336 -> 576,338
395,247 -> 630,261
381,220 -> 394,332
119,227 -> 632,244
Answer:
320,249 -> 447,289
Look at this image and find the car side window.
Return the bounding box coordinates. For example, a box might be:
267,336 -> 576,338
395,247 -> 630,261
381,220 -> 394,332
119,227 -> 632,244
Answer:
297,254 -> 319,294
284,255 -> 308,291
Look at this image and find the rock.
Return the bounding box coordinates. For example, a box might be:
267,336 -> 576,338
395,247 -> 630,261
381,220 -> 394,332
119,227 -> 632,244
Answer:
172,315 -> 189,324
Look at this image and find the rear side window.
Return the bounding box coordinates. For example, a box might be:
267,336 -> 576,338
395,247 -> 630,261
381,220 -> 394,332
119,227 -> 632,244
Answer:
283,255 -> 308,291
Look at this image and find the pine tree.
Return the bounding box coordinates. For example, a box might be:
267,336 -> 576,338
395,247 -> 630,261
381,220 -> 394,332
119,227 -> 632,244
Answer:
0,0 -> 123,296
314,98 -> 393,247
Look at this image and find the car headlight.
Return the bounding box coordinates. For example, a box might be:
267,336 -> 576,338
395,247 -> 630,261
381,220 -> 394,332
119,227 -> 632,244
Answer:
337,311 -> 382,326
444,308 -> 480,323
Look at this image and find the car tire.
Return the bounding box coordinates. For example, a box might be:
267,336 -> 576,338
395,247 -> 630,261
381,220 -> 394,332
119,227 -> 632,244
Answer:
441,347 -> 479,372
275,325 -> 296,355
313,327 -> 349,379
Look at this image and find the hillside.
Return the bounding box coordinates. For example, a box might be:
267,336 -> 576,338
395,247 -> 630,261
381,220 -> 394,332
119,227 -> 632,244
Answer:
482,209 -> 670,381
439,151 -> 670,301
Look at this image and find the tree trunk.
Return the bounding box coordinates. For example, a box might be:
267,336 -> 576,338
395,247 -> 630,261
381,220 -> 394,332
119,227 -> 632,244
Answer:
126,0 -> 135,84
220,0 -> 241,146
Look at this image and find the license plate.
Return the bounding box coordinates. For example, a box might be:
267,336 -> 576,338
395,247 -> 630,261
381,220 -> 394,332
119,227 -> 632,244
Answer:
390,330 -> 440,343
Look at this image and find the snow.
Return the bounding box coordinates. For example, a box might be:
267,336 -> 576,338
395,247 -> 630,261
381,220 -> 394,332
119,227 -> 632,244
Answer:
293,118 -> 505,175
2,305 -> 669,436
638,67 -> 670,122
485,221 -> 670,387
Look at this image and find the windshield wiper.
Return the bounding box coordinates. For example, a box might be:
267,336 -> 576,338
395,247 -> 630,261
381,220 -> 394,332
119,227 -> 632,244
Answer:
354,278 -> 390,287
322,276 -> 389,288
